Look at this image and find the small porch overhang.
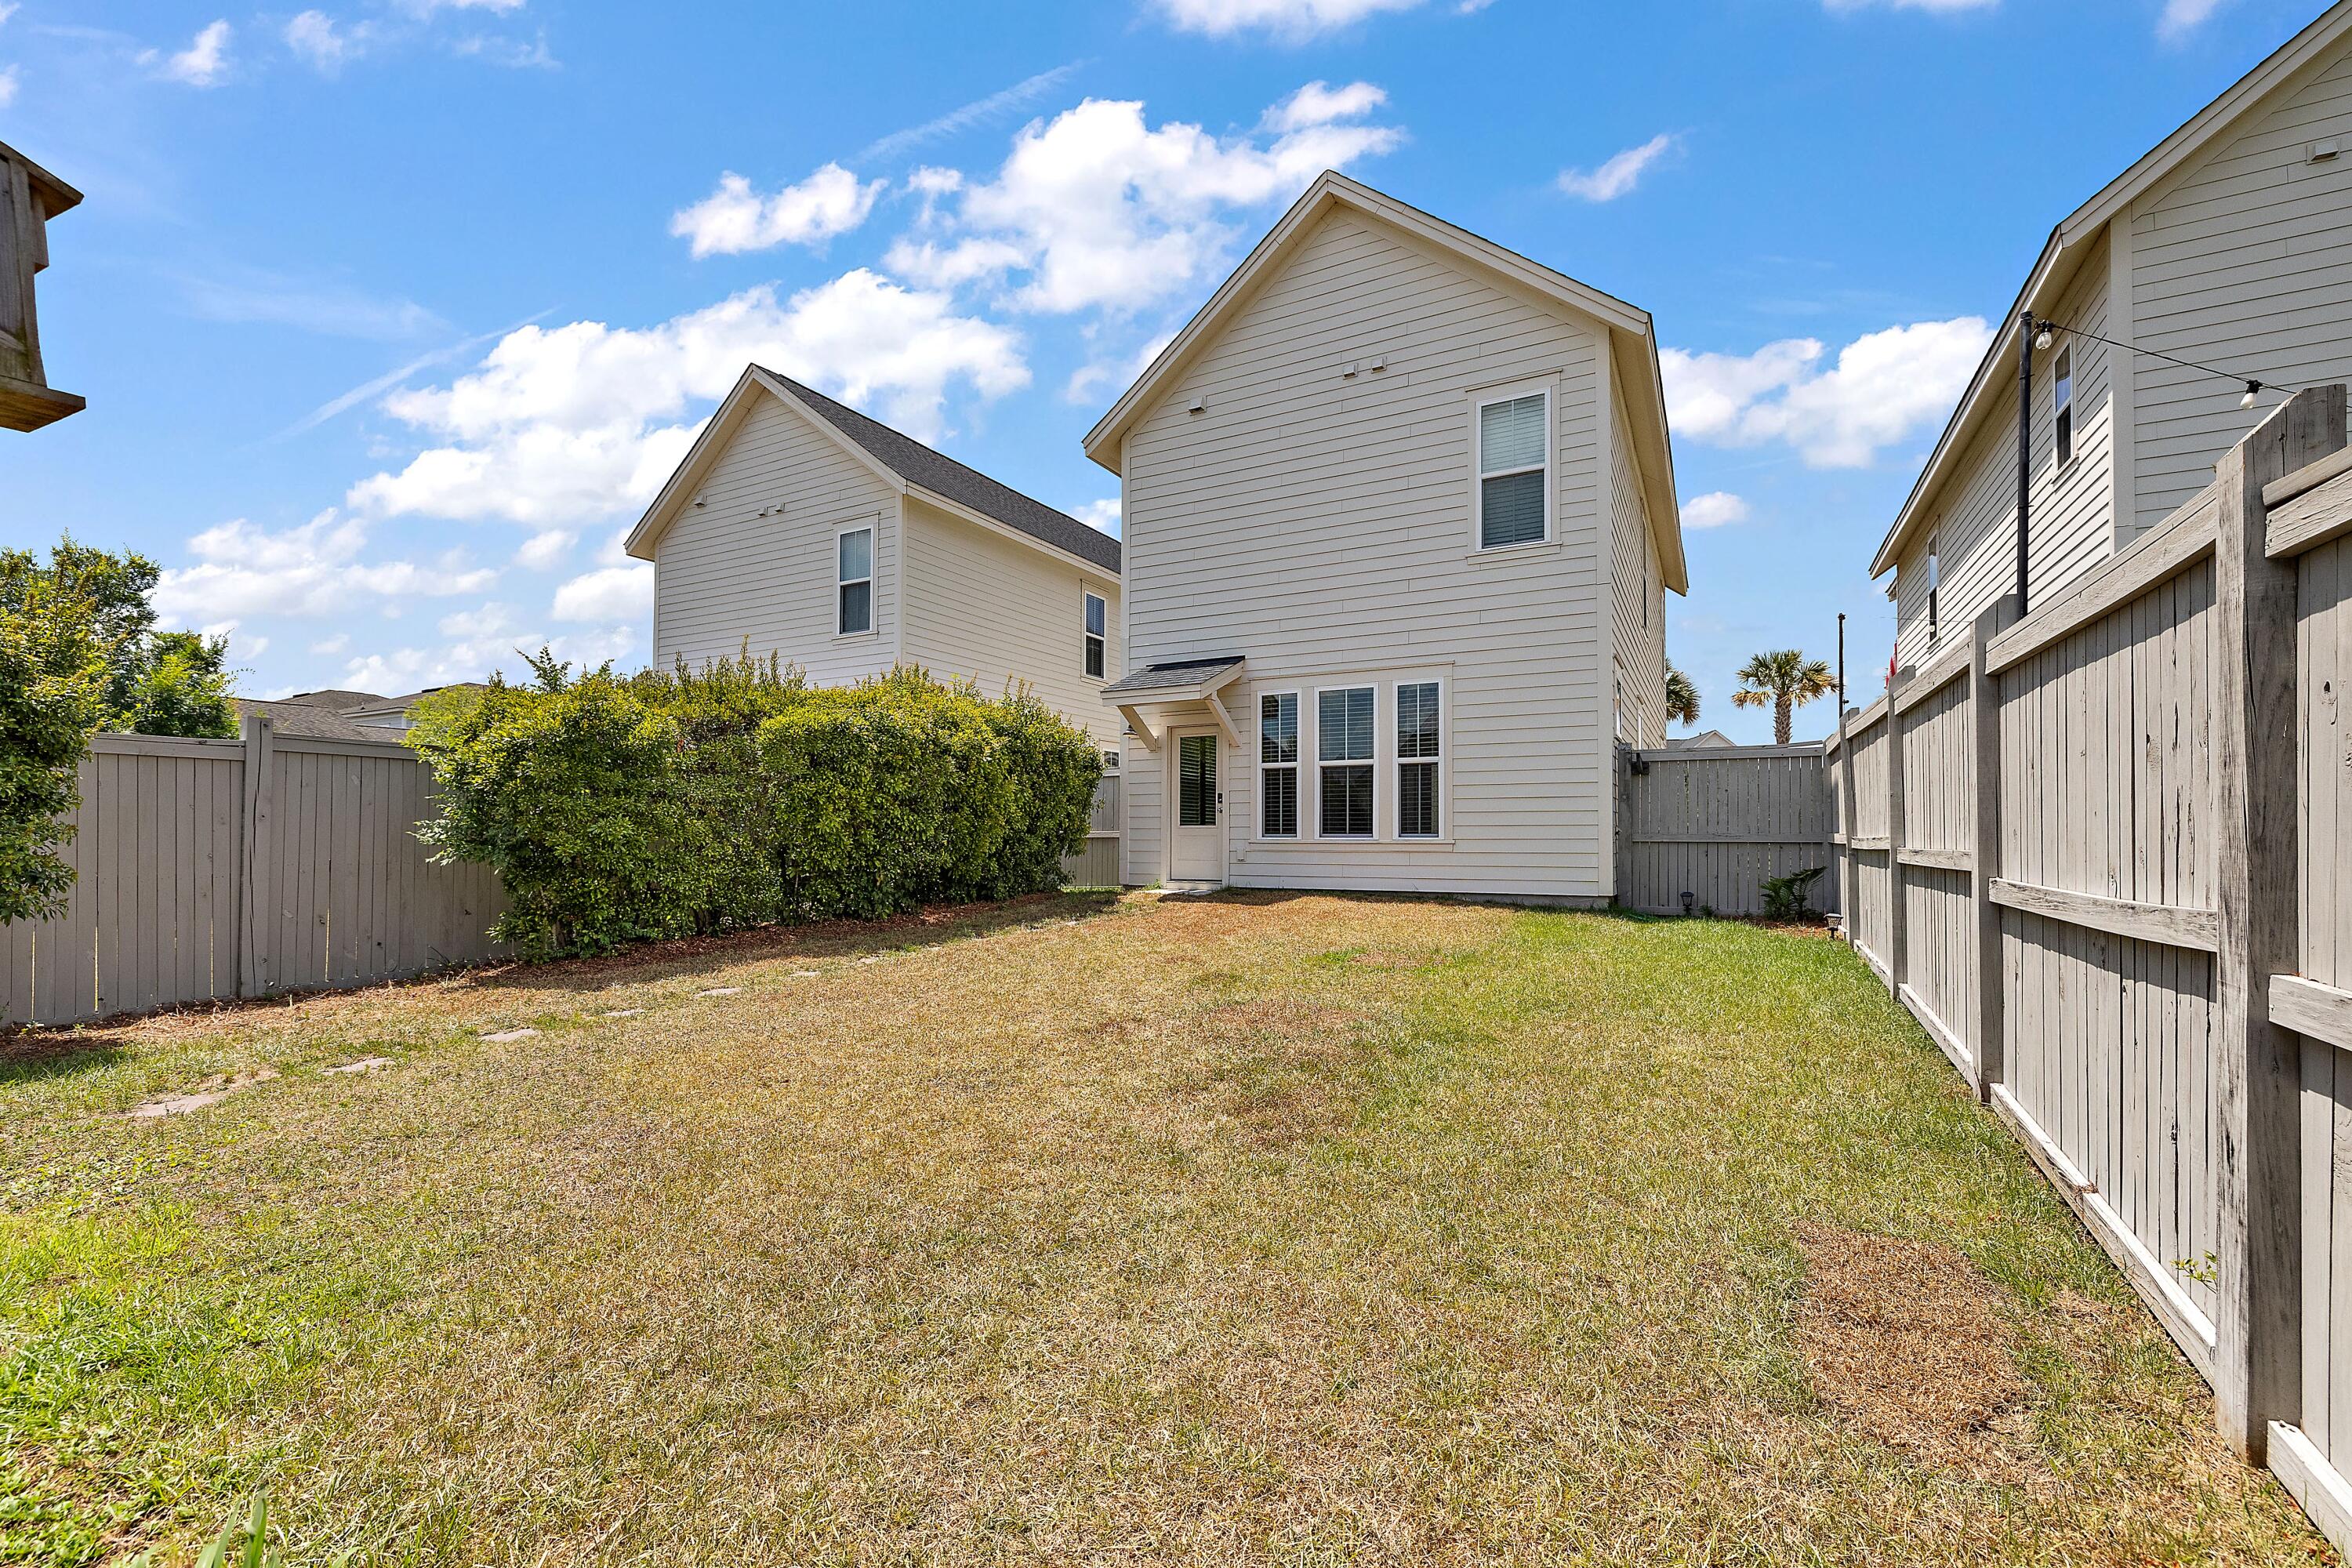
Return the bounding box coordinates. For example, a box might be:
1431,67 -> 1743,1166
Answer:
1102,656 -> 1247,752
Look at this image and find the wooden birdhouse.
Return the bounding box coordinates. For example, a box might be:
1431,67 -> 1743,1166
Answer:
0,139 -> 82,431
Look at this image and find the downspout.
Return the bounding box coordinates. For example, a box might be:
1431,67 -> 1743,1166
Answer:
2016,308 -> 2034,615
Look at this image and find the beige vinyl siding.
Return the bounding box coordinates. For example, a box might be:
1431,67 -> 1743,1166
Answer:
1610,383 -> 1665,748
2129,33 -> 2352,531
900,494 -> 1119,740
652,393 -> 901,681
1120,208 -> 1614,900
1893,238 -> 2116,671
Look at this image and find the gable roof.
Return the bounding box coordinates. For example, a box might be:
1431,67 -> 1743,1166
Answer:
1080,169 -> 1687,595
626,365 -> 1120,575
231,697 -> 386,744
1870,0 -> 2352,578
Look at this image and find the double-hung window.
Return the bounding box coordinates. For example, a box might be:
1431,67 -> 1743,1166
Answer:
837,527 -> 874,636
1477,388 -> 1549,550
1260,692 -> 1299,838
1083,591 -> 1107,679
1396,682 -> 1441,838
1317,687 -> 1375,837
2053,346 -> 2074,468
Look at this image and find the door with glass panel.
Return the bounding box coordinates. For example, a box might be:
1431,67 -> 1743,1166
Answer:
1168,728 -> 1224,884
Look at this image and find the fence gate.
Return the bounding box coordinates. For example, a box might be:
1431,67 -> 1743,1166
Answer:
1616,743 -> 1837,917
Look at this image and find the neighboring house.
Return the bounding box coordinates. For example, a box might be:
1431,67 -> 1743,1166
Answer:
1875,2 -> 2352,662
1665,729 -> 1737,750
625,365 -> 1123,741
231,686 -> 485,742
1087,171 -> 1686,899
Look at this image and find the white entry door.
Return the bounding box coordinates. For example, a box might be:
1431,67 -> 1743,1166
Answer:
1168,728 -> 1225,884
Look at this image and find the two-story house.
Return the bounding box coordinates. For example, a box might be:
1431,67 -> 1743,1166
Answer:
626,364 -> 1123,740
1087,172 -> 1686,900
1875,1 -> 2352,662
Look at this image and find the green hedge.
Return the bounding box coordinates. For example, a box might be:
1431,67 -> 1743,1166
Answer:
408,653 -> 1102,956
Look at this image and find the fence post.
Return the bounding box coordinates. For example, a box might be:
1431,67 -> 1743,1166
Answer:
1885,672 -> 1911,1001
1968,596 -> 2016,1102
2212,385 -> 2345,1462
236,713 -> 274,1000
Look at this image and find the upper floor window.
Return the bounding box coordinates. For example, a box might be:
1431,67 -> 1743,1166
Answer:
837,527 -> 873,636
1083,591 -> 1107,679
1926,533 -> 1941,644
2053,345 -> 2074,468
1317,687 -> 1375,837
1477,388 -> 1549,550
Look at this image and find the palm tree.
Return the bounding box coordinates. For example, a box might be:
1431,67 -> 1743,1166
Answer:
1665,664 -> 1700,728
1731,650 -> 1835,746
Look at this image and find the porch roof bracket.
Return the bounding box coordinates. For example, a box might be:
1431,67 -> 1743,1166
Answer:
1119,704 -> 1162,752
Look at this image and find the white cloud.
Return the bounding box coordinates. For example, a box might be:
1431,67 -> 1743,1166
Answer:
1557,132 -> 1678,202
172,265 -> 442,340
2158,0 -> 2229,39
285,11 -> 364,74
1265,79 -> 1385,132
1153,0 -> 1428,41
349,273 -> 1027,527
1065,328 -> 1175,403
1076,499 -> 1121,535
309,633 -> 350,655
0,5 -> 19,27
398,0 -> 525,13
670,164 -> 886,258
143,20 -> 231,86
857,61 -> 1084,165
201,620 -> 270,661
0,64 -> 16,107
452,30 -> 554,69
1681,492 -> 1750,530
344,625 -> 636,695
1661,317 -> 1991,468
151,510 -> 497,621
514,528 -> 574,569
887,87 -> 1401,314
551,563 -> 652,622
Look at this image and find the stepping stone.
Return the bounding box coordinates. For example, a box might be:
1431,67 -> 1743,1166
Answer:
791,970 -> 821,978
481,1027 -> 539,1043
601,1007 -> 642,1018
855,956 -> 881,965
322,1056 -> 394,1076
696,987 -> 741,997
125,1069 -> 278,1118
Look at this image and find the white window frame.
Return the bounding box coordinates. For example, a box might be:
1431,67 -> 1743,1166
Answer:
1311,683 -> 1379,841
1468,377 -> 1555,554
834,522 -> 877,639
1925,531 -> 1941,645
1082,588 -> 1108,681
2053,344 -> 2075,470
1257,688 -> 1302,841
1395,678 -> 1445,840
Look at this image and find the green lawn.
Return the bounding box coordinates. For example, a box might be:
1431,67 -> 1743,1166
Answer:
0,891 -> 2331,1565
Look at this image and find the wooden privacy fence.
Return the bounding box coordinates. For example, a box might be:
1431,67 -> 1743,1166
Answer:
1828,385 -> 2352,1549
1,717 -> 507,1027
1616,743 -> 1837,917
1064,771 -> 1123,887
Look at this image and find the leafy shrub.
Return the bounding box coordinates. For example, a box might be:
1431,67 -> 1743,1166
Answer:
1760,866 -> 1825,921
0,567 -> 107,924
408,652 -> 1101,956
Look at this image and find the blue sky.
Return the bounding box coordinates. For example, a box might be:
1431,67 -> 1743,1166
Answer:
1,0 -> 2328,740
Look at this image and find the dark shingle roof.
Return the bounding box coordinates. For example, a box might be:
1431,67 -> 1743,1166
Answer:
1101,657 -> 1246,697
757,368 -> 1120,575
278,688 -> 388,711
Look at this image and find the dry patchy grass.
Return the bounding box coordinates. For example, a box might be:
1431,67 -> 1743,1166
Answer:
0,891 -> 2332,1565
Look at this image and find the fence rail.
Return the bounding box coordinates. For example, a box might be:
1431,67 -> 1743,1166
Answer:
1828,385 -> 2352,1552
2,718 -> 508,1026
1616,744 -> 1835,917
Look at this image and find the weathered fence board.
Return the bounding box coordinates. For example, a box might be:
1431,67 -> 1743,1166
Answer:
1616,745 -> 1834,917
1825,387 -> 2352,1555
1,723 -> 507,1027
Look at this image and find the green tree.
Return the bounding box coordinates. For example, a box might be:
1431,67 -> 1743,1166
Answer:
0,539 -> 238,737
0,568 -> 107,923
1665,664 -> 1700,728
1730,649 -> 1835,746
